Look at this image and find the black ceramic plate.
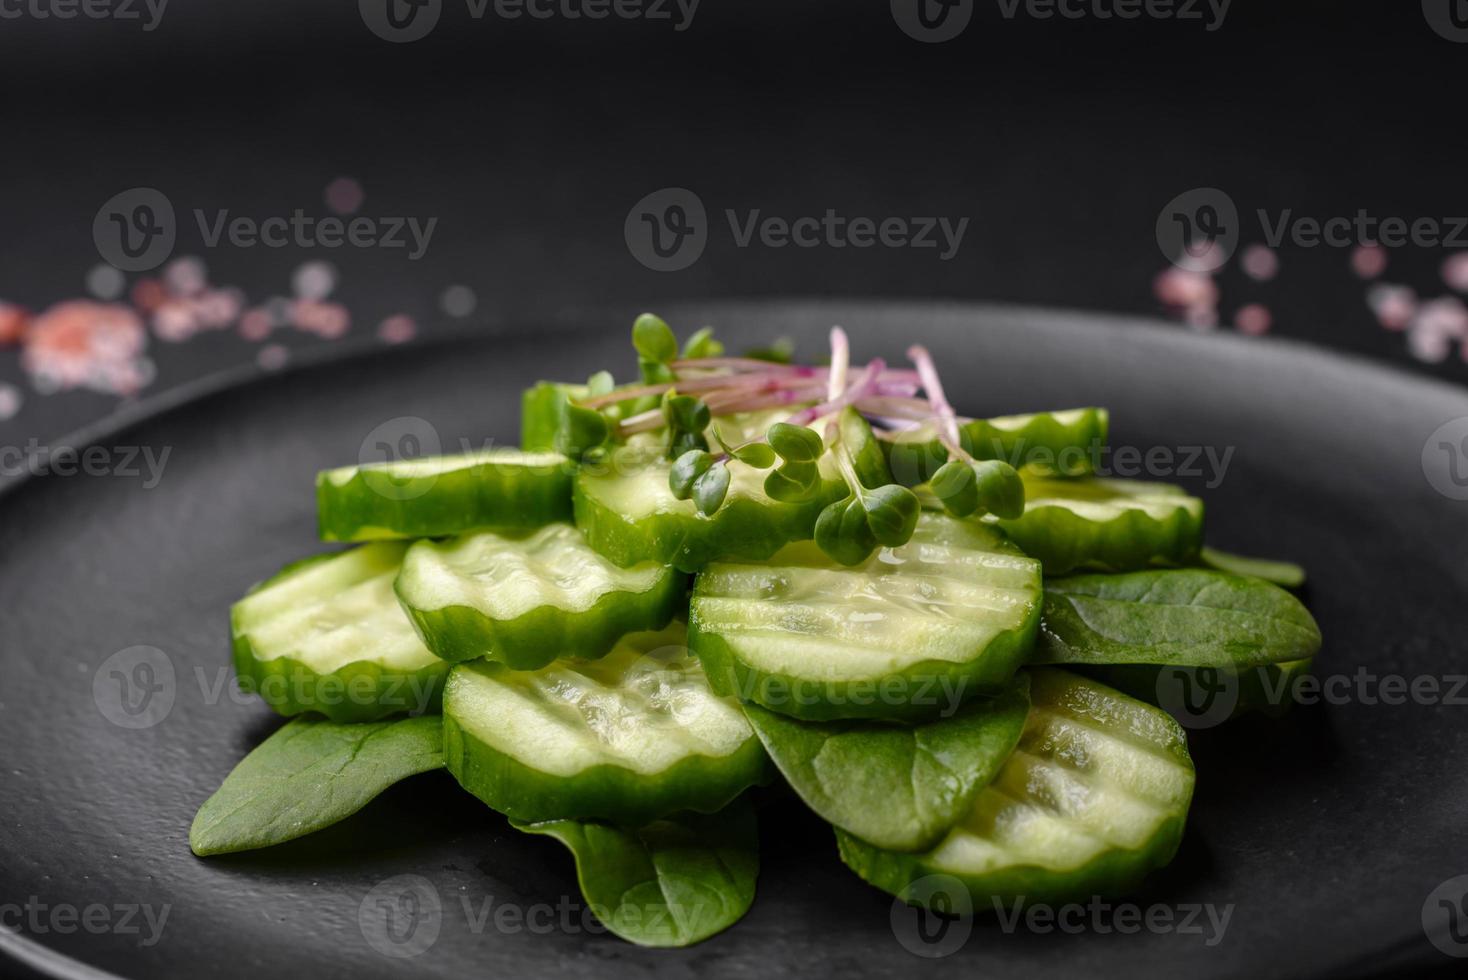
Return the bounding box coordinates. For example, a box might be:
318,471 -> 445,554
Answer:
3,302 -> 1466,980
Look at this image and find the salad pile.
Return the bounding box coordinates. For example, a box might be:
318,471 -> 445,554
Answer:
190,315 -> 1323,948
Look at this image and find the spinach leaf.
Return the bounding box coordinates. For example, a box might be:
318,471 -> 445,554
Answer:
190,715 -> 444,856
1035,569 -> 1321,669
513,798 -> 759,948
743,677 -> 1030,852
1200,546 -> 1307,589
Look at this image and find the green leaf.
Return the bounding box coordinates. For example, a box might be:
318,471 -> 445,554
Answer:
663,394 -> 711,433
929,459 -> 979,517
767,422 -> 823,463
586,370 -> 615,397
763,461 -> 821,502
1034,569 -> 1322,669
682,326 -> 724,360
189,716 -> 443,857
859,483 -> 920,547
742,338 -> 794,364
815,495 -> 877,566
1199,546 -> 1306,589
632,313 -> 678,364
513,798 -> 759,948
970,459 -> 1025,519
713,426 -> 776,468
669,450 -> 714,500
839,407 -> 892,490
743,676 -> 1029,852
692,462 -> 731,516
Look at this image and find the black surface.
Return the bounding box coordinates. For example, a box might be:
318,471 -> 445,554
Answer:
1,302 -> 1466,979
4,2 -> 1468,456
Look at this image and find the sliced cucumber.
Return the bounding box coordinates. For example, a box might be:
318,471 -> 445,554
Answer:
231,543 -> 448,723
884,408 -> 1109,485
837,668 -> 1195,908
522,381 -> 590,452
689,512 -> 1042,722
575,443 -> 847,573
395,523 -> 684,668
744,675 -> 1030,852
995,475 -> 1204,574
442,625 -> 768,825
316,448 -> 572,541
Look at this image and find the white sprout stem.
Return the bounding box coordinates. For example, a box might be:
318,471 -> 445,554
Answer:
785,357 -> 886,428
906,345 -> 963,446
827,327 -> 850,402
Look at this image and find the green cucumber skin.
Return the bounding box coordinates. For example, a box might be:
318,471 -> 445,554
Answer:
686,608 -> 1039,724
442,700 -> 770,827
835,811 -> 1189,909
230,616 -> 448,723
997,496 -> 1204,575
1082,658 -> 1315,720
884,408 -> 1110,485
574,472 -> 848,573
521,382 -> 585,452
397,566 -> 686,668
315,456 -> 573,542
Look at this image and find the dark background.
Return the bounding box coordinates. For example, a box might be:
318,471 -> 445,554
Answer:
2,1 -> 1467,451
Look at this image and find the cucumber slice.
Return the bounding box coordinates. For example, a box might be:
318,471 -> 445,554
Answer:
395,523 -> 684,668
442,625 -> 768,825
316,449 -> 572,541
231,543 -> 449,723
884,408 -> 1109,485
688,512 -> 1042,722
522,381 -> 590,452
744,675 -> 1030,852
995,475 -> 1204,574
575,444 -> 847,573
837,668 -> 1195,908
